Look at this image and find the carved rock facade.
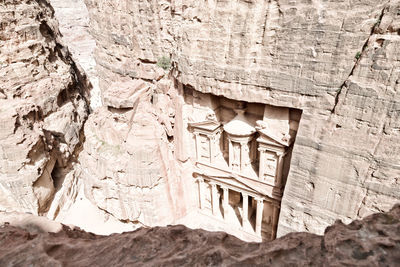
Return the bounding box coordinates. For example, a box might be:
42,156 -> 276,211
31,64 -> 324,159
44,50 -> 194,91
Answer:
184,89 -> 301,240
82,0 -> 400,238
1,0 -> 399,243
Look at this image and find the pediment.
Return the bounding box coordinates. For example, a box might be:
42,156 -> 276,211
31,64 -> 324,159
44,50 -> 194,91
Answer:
210,175 -> 263,195
257,130 -> 289,147
189,120 -> 221,132
196,167 -> 264,196
195,163 -> 279,200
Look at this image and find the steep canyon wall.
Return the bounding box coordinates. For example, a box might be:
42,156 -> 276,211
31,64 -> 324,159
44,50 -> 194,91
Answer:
0,0 -> 89,215
83,0 -> 400,236
48,0 -> 101,110
0,0 -> 399,239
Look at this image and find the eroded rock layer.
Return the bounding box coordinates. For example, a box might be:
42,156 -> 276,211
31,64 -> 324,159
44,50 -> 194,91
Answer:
0,0 -> 89,215
0,204 -> 399,266
48,0 -> 100,109
83,0 -> 400,236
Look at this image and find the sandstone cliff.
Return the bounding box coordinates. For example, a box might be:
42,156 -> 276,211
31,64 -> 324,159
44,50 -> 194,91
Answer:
1,0 -> 399,242
48,0 -> 100,109
0,0 -> 89,215
0,204 -> 399,266
82,0 -> 400,236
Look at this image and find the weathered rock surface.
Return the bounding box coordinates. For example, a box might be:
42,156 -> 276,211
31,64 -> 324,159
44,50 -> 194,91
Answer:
83,0 -> 400,236
0,0 -> 192,231
78,76 -> 194,227
1,0 -> 398,242
48,0 -> 100,110
102,79 -> 147,109
0,0 -> 89,215
0,204 -> 399,266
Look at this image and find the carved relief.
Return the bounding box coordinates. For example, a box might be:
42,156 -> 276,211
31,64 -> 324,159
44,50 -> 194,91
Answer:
199,135 -> 209,161
264,154 -> 277,178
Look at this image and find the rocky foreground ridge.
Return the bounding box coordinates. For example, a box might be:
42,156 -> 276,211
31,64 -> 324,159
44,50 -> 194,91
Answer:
0,205 -> 399,266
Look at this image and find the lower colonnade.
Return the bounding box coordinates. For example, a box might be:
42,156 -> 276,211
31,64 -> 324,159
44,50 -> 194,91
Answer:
196,176 -> 280,240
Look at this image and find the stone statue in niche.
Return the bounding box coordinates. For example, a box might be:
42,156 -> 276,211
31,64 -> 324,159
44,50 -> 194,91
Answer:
232,142 -> 241,171
242,143 -> 251,169
256,120 -> 292,145
200,137 -> 209,160
265,215 -> 272,225
264,157 -> 277,178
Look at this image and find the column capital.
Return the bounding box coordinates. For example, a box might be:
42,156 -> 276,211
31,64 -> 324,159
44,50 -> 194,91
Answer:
276,151 -> 285,157
255,197 -> 264,203
196,177 -> 204,183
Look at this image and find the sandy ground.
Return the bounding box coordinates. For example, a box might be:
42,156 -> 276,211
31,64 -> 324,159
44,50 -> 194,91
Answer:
54,185 -> 138,235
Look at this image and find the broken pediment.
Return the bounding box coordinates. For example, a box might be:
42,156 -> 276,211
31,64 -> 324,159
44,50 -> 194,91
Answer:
257,130 -> 291,148
188,120 -> 221,133
262,105 -> 290,137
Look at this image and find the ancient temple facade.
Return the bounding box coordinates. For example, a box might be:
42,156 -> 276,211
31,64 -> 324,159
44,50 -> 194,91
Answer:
182,87 -> 301,241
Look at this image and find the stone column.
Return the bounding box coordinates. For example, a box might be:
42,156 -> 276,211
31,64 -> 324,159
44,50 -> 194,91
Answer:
242,193 -> 249,228
211,183 -> 219,216
271,205 -> 280,240
258,147 -> 266,180
194,133 -> 201,162
196,177 -> 204,210
255,198 -> 264,236
223,187 -> 229,219
275,152 -> 285,187
228,139 -> 233,168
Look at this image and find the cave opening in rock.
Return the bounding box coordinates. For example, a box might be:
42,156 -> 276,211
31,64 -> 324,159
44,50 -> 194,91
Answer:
182,86 -> 302,241
51,160 -> 65,191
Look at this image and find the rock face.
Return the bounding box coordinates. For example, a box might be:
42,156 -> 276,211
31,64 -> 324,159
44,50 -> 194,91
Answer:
0,0 -> 89,215
83,0 -> 400,237
0,205 -> 399,266
1,0 -> 399,243
78,75 -> 194,227
48,0 -> 100,110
